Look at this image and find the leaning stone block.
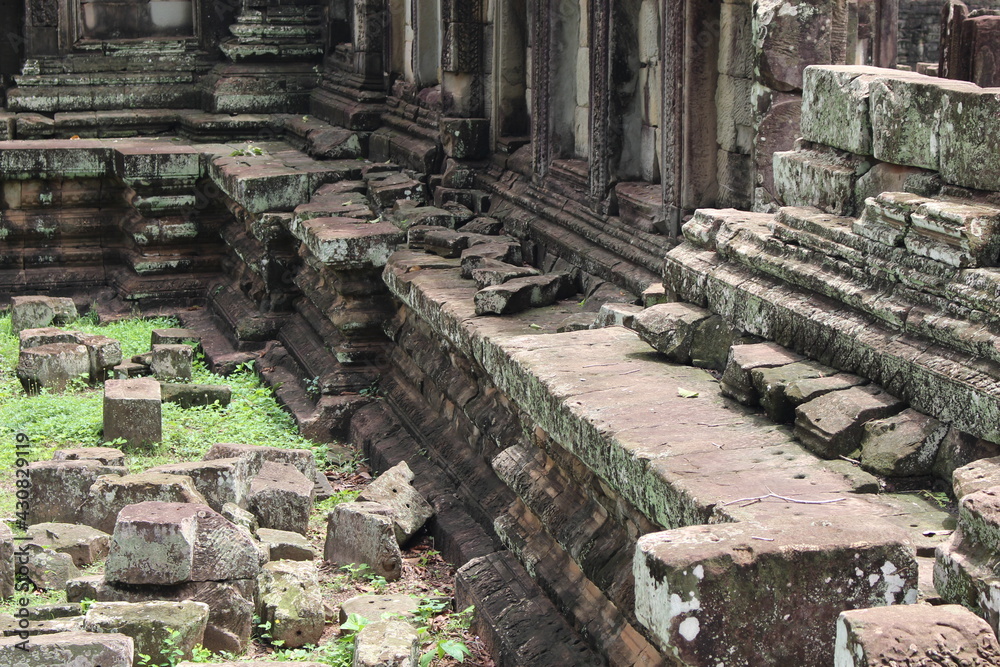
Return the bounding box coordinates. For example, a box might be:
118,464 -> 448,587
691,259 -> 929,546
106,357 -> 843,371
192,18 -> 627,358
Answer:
357,461 -> 434,545
146,457 -> 253,512
204,443 -> 318,482
368,173 -> 427,209
795,385 -> 906,459
953,456 -> 1000,500
26,523 -> 110,567
256,528 -> 318,561
474,274 -> 571,316
52,446 -> 125,467
79,473 -> 208,534
905,199 -> 1000,268
834,604 -> 1000,666
353,619 -> 420,667
257,560 -> 324,649
16,343 -> 91,393
103,378 -> 162,450
325,501 -> 402,581
105,501 -> 261,586
635,519 -> 918,666
151,343 -> 193,381
10,295 -> 78,332
27,460 -> 127,525
247,461 -> 314,535
84,601 -> 209,666
860,409 -> 947,477
720,342 -> 804,406
0,631 -> 133,666
633,303 -> 714,364
751,360 -> 836,423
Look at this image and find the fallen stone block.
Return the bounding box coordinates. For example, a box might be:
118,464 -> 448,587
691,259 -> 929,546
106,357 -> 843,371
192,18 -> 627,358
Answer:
720,342 -> 804,405
958,487 -> 1000,555
247,461 -> 314,534
474,274 -> 571,316
556,313 -> 597,332
751,360 -> 837,423
51,446 -> 125,467
339,595 -> 419,624
953,456 -> 1000,500
391,204 -> 460,231
632,303 -> 713,364
151,327 -> 202,350
358,462 -> 434,546
420,228 -> 502,258
151,343 -> 194,381
10,295 -> 78,332
933,427 -> 1000,485
469,260 -> 541,289
459,240 -> 524,269
18,327 -> 80,349
65,575 -> 104,602
113,361 -> 150,378
26,523 -> 110,567
325,501 -> 402,581
834,603 -> 1000,666
222,502 -> 259,534
79,473 -> 208,534
795,385 -> 907,459
688,316 -> 757,371
860,409 -> 947,477
105,501 -> 261,586
0,525 -> 12,599
853,191 -> 932,248
592,303 -> 644,329
79,334 -> 123,381
368,173 -> 427,210
635,519 -> 918,666
906,199 -> 1000,268
84,601 -> 209,666
0,615 -> 85,638
27,460 -> 127,525
23,544 -> 80,591
204,443 -> 317,482
103,377 -> 162,450
160,382 -> 233,408
784,373 -> 868,406
256,528 -> 317,561
257,560 -> 324,649
458,216 -> 504,236
933,530 -> 1000,633
146,458 -> 254,512
178,662 -> 327,667
294,217 -> 405,269
353,619 -> 420,667
0,631 -> 133,666
16,343 -> 91,393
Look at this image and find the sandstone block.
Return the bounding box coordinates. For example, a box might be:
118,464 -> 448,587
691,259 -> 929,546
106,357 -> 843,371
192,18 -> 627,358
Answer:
853,191 -> 933,247
933,427 -> 1000,485
353,619 -> 420,667
784,373 -> 867,406
256,528 -> 318,561
151,327 -> 202,350
52,447 -> 125,467
958,487 -> 1000,555
753,0 -> 850,91
795,385 -> 906,459
0,631 -> 133,666
860,409 -> 947,477
468,260 -> 541,289
10,295 -> 77,332
773,147 -> 872,217
635,519 -> 918,666
368,173 -> 427,210
474,274 -> 571,316
715,74 -> 753,154
592,303 -> 644,329
105,501 -> 261,585
147,457 -> 254,512
79,472 -> 208,534
23,544 -> 80,591
633,303 -> 714,364
247,461 -> 314,534
800,66 -> 892,156
933,530 -> 1000,633
222,502 -> 259,534
27,460 -> 127,525
834,604 -> 1000,666
906,199 -> 1000,268
751,360 -> 837,423
204,443 -> 318,482
720,342 -> 804,406
18,327 -> 80,350
953,456 -> 1000,501
151,343 -> 193,381
719,2 -> 752,78
325,501 -> 402,581
459,242 -> 525,274
26,523 -> 110,567
357,462 -> 434,545
458,217 -> 504,236
84,601 -> 209,666
16,343 -> 91,393
257,560 -> 324,649
65,575 -> 104,603
392,205 -> 461,231
160,382 -> 233,408
339,595 -> 419,625
937,85 -> 1000,191
80,334 -> 123,381
103,377 -> 162,450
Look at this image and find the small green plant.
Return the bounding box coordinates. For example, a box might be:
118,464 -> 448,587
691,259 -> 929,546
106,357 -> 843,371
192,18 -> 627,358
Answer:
136,629 -> 187,667
304,375 -> 321,399
359,379 -> 380,397
185,645 -> 214,663
315,489 -> 362,514
419,639 -> 471,667
230,145 -> 264,157
417,549 -> 441,568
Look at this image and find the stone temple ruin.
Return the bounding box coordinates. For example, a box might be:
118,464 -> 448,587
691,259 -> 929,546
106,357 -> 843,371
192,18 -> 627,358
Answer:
5,0 -> 1000,664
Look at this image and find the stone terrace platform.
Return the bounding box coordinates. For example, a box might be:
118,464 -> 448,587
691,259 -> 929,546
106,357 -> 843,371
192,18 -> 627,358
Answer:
383,249 -> 951,664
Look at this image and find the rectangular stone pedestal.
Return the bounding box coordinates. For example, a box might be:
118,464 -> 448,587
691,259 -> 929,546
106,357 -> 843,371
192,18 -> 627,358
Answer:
103,378 -> 162,450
